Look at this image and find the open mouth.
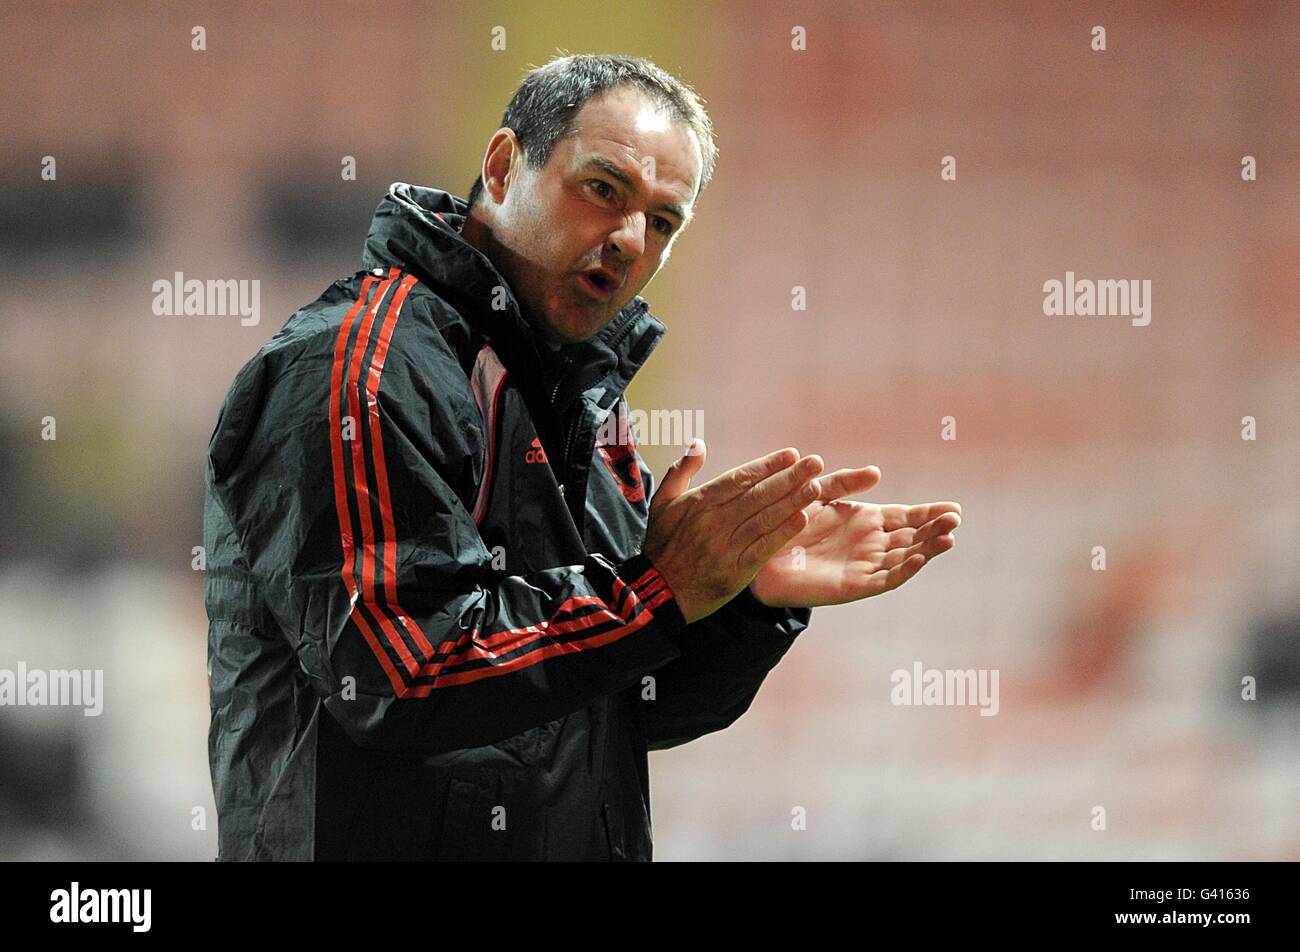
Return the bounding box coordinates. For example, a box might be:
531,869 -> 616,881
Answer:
578,270 -> 615,301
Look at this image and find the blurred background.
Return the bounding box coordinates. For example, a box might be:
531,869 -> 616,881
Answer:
1,0 -> 1297,860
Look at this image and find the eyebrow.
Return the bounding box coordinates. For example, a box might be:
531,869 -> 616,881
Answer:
579,156 -> 694,225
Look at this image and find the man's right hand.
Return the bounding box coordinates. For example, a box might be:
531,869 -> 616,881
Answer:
640,439 -> 824,624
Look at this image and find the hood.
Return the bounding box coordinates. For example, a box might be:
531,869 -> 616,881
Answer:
360,182 -> 666,409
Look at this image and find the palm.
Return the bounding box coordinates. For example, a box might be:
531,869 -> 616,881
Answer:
749,467 -> 961,609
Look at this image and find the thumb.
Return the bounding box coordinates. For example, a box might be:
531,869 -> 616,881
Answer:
654,438 -> 706,503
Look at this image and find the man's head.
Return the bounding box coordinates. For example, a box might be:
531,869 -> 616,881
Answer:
459,54 -> 717,349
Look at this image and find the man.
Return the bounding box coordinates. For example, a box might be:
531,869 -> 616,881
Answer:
204,54 -> 960,861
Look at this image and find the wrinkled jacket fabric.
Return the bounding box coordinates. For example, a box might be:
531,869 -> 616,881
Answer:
203,182 -> 811,861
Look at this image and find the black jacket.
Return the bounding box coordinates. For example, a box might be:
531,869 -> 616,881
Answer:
203,182 -> 811,861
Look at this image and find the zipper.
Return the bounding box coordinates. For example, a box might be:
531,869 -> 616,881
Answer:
549,354 -> 574,476
560,412 -> 581,474
550,304 -> 648,419
547,302 -> 649,483
548,351 -> 572,404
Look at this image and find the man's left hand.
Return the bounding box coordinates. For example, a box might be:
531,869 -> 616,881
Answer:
748,466 -> 961,609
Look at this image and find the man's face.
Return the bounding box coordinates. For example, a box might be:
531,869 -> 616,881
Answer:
483,86 -> 702,347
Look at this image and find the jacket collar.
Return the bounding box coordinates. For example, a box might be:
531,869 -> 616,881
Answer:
360,182 -> 665,409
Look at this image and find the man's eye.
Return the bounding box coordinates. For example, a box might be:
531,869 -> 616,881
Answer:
589,180 -> 614,200
653,217 -> 674,236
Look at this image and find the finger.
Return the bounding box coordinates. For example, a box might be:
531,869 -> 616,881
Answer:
728,453 -> 824,524
737,505 -> 810,574
730,467 -> 823,551
909,501 -> 962,526
698,446 -> 801,506
654,438 -> 706,502
878,553 -> 928,592
883,512 -> 960,550
881,529 -> 956,570
816,466 -> 880,503
878,501 -> 963,531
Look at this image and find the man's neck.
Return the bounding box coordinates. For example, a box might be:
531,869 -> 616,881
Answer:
460,207 -> 562,352
458,205 -> 491,252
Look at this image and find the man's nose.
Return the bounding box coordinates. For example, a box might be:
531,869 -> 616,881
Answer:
608,210 -> 646,262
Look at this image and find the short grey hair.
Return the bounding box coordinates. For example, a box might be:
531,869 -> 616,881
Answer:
466,53 -> 717,210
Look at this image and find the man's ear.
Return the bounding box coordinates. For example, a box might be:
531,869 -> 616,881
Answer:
482,128 -> 521,204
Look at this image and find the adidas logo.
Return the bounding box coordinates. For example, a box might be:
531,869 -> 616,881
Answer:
524,437 -> 549,464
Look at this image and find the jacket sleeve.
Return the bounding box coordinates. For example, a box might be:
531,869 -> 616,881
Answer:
206,273 -> 686,754
637,463 -> 812,751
